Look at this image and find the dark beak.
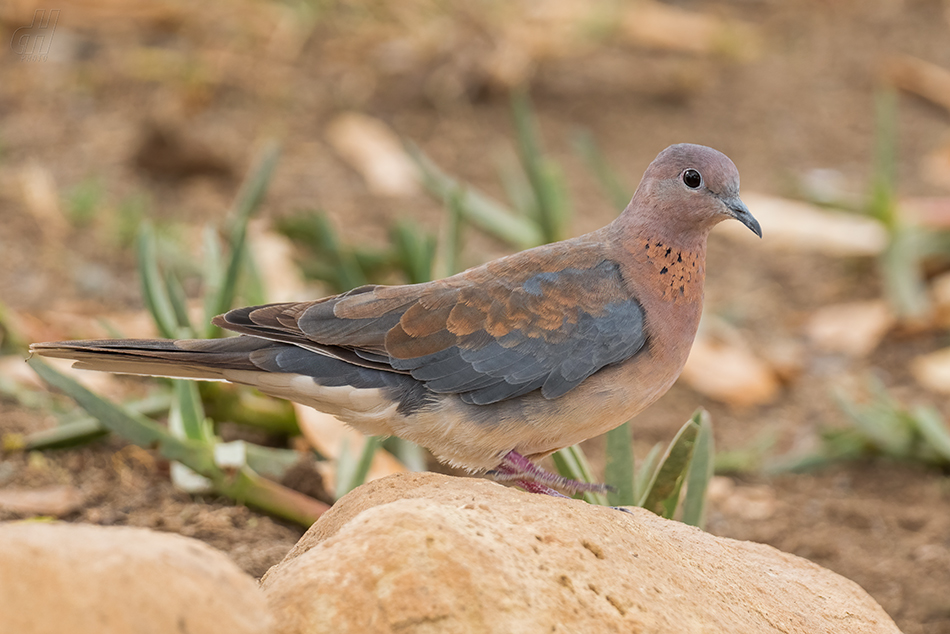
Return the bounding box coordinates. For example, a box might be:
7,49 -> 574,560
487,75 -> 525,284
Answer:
724,196 -> 761,238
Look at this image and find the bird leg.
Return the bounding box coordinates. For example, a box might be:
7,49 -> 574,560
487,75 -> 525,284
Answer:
488,450 -> 612,495
489,464 -> 569,498
511,479 -> 571,498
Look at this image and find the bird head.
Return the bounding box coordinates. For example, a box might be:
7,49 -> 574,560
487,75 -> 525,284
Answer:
627,143 -> 762,242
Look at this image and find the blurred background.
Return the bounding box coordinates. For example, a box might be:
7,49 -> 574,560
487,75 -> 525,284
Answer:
1,1 -> 950,631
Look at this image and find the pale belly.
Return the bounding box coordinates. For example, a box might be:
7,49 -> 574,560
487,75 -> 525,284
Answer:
387,343 -> 687,471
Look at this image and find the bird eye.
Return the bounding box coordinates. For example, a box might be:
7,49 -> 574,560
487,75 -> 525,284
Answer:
682,169 -> 702,189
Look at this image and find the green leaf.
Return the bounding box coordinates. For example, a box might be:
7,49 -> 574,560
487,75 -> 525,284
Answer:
240,247 -> 268,307
639,418 -> 700,518
29,357 -> 327,526
511,89 -> 568,244
834,387 -> 913,456
244,443 -> 304,480
22,418 -> 110,451
198,382 -> 300,436
495,150 -> 537,219
230,140 -> 282,229
212,224 -> 248,320
880,226 -> 930,320
335,436 -> 382,499
391,220 -> 436,284
713,429 -> 775,474
218,468 -> 327,526
382,437 -> 428,472
137,224 -> 181,339
605,421 -> 635,507
165,269 -> 194,336
0,298 -> 28,353
210,141 -> 281,319
869,87 -> 898,230
435,187 -> 466,279
28,358 -> 210,470
681,409 -> 714,527
572,130 -> 631,212
913,406 -> 950,462
201,225 -> 225,336
275,210 -> 370,292
406,142 -> 543,249
21,391 -> 174,451
64,177 -> 103,227
552,444 -> 608,506
350,436 -> 382,492
170,380 -> 212,442
767,428 -> 867,473
867,87 -> 930,320
334,436 -> 355,499
634,443 -> 663,504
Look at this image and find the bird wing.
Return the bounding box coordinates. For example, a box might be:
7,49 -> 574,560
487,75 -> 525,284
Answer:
214,241 -> 647,405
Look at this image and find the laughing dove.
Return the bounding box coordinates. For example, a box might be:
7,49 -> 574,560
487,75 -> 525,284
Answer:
32,143 -> 761,495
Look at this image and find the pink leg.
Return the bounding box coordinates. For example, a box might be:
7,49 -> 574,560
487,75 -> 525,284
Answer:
489,450 -> 611,495
513,479 -> 571,498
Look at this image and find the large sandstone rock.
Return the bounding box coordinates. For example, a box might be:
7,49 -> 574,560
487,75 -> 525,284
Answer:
0,522 -> 272,634
262,472 -> 901,634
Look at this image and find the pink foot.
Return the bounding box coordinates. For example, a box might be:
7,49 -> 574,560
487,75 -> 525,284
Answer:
488,450 -> 612,496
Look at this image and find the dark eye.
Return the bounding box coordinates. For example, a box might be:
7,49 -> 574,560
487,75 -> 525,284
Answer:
683,169 -> 702,189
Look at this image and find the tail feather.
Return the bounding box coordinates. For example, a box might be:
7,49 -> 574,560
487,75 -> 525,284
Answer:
30,335 -> 437,435
29,337 -> 275,381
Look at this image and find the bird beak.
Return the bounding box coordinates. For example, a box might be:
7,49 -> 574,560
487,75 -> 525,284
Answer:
723,196 -> 762,238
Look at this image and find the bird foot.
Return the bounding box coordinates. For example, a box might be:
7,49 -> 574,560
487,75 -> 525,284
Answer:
512,480 -> 571,498
488,450 -> 613,495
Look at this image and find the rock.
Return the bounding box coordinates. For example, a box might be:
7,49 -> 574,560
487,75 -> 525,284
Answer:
911,346 -> 950,394
325,113 -> 420,197
706,477 -> 778,522
805,300 -> 895,357
884,55 -> 950,116
0,485 -> 85,516
261,472 -> 900,634
681,332 -> 781,407
293,405 -> 408,494
929,269 -> 950,331
923,141 -> 950,190
0,522 -> 272,634
620,1 -> 759,59
716,193 -> 888,257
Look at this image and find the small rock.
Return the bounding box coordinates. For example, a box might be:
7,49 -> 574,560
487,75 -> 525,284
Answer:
19,162 -> 65,244
911,346 -> 950,394
247,221 -> 308,302
0,522 -> 272,634
707,478 -> 779,521
620,1 -> 759,58
884,55 -> 950,116
923,141 -> 950,190
326,113 -> 420,197
682,332 -> 780,407
294,404 -> 407,493
0,485 -> 84,517
806,300 -> 895,357
262,473 -> 901,634
761,338 -> 807,383
929,269 -> 950,328
718,193 -> 888,256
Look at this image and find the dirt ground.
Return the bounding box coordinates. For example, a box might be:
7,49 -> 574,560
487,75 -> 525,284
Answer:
2,1 -> 950,632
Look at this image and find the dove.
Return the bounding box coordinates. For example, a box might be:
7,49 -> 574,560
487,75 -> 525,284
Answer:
31,143 -> 760,495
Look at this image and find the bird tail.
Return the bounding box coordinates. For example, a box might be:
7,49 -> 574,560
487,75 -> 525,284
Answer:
29,336 -> 273,381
